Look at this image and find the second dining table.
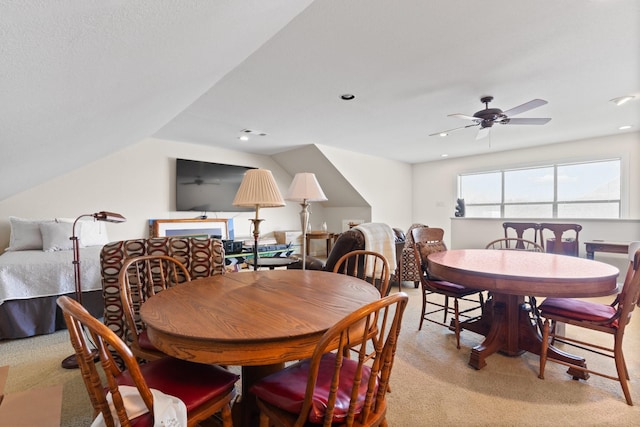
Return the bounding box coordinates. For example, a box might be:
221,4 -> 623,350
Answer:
427,249 -> 619,376
140,269 -> 380,427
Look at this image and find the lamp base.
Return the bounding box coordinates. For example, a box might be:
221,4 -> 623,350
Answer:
61,349 -> 99,369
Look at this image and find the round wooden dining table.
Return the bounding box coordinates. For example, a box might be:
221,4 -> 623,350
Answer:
140,269 -> 380,427
427,249 -> 619,375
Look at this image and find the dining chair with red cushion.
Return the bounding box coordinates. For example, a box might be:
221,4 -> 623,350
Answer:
538,242 -> 640,405
250,292 -> 408,427
57,295 -> 239,426
412,227 -> 485,349
119,254 -> 191,361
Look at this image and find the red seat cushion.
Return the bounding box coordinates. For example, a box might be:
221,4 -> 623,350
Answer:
539,298 -> 618,328
138,330 -> 158,351
250,352 -> 376,424
430,280 -> 471,294
116,357 -> 239,422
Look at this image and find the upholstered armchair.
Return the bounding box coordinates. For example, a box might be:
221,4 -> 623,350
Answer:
288,224 -> 405,288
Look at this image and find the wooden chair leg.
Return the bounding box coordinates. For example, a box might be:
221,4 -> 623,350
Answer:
614,338 -> 633,405
443,295 -> 450,323
419,291 -> 427,330
453,299 -> 461,349
539,319 -> 550,379
220,403 -> 233,427
259,411 -> 270,427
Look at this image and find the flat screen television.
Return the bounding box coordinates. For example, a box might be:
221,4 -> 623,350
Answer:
175,158 -> 255,212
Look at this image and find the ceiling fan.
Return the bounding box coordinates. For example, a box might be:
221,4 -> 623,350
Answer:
430,96 -> 551,140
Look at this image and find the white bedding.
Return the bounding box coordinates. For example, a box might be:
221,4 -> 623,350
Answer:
0,247 -> 102,305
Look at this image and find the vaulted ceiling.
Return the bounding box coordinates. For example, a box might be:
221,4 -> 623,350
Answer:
2,1 -> 638,202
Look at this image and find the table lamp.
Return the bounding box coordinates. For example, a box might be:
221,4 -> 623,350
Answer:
285,173 -> 327,270
233,169 -> 285,270
62,210 -> 126,369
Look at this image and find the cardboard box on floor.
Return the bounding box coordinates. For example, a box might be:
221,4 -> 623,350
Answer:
0,365 -> 62,427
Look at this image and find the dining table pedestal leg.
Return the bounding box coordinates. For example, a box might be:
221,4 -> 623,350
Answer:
462,293 -> 589,380
233,363 -> 285,427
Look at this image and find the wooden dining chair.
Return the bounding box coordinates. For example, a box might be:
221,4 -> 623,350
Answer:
333,249 -> 391,297
485,238 -> 543,252
250,292 -> 409,427
412,227 -> 485,349
538,242 -> 640,406
119,254 -> 191,361
485,237 -> 545,331
539,223 -> 582,256
57,295 -> 238,427
503,222 -> 541,248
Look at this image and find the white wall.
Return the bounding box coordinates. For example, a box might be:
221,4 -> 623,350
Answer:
412,132 -> 640,248
319,144 -> 413,230
0,137 -> 414,250
0,138 -> 304,248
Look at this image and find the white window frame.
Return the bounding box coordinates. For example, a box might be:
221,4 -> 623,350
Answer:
458,158 -> 622,219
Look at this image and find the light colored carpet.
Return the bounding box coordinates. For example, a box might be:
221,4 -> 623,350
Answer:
1,285 -> 639,426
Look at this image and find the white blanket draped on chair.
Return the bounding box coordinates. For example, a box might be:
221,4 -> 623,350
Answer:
353,223 -> 396,275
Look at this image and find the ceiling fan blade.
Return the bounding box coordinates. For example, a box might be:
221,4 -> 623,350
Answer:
428,123 -> 479,137
502,99 -> 548,117
448,113 -> 480,121
476,127 -> 491,140
504,117 -> 551,125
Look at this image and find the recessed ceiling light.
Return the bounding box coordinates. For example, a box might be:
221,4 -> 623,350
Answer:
441,154 -> 449,158
238,135 -> 249,141
340,94 -> 355,101
439,132 -> 448,137
619,125 -> 632,130
610,96 -> 635,106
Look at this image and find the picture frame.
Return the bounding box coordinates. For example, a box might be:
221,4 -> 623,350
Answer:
149,218 -> 232,239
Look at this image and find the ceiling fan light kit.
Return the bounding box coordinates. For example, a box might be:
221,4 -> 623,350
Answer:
430,95 -> 551,140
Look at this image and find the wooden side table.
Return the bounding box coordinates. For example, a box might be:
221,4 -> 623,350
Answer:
246,257 -> 300,270
306,231 -> 334,257
584,241 -> 630,260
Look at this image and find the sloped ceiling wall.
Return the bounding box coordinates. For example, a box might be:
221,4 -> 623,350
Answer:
0,0 -> 313,201
272,145 -> 369,208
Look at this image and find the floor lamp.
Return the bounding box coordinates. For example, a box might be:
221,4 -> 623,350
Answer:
233,169 -> 285,271
285,173 -> 327,270
62,210 -> 126,369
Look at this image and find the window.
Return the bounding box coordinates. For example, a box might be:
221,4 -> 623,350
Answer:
459,159 -> 621,219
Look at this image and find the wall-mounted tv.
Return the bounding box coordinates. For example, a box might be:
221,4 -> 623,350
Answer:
175,158 -> 255,212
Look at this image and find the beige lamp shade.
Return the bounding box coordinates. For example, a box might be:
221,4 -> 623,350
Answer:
232,169 -> 285,208
285,173 -> 328,202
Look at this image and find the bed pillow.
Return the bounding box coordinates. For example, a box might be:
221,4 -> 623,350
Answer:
40,221 -> 74,252
6,217 -> 51,251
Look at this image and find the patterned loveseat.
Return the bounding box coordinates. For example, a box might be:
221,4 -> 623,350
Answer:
100,236 -> 225,347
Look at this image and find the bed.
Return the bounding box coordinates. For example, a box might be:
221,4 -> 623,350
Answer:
0,217 -> 106,340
